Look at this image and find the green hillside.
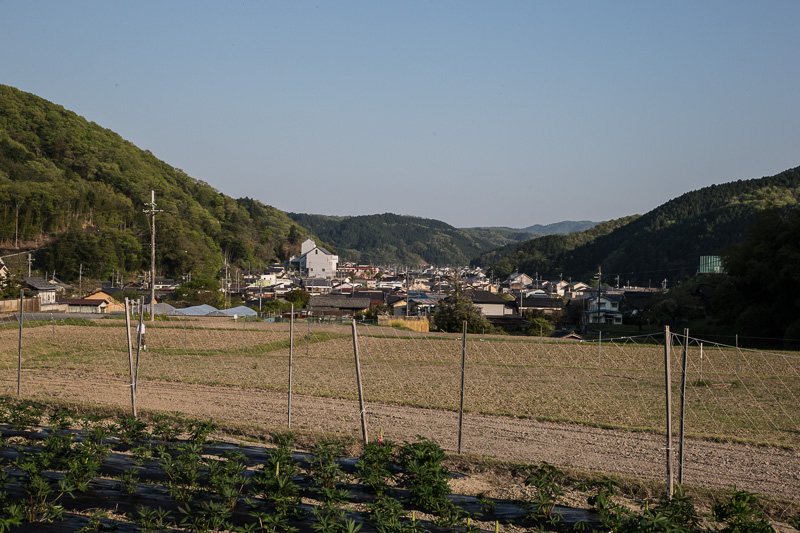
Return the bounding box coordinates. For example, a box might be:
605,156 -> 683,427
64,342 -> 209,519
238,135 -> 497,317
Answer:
474,167 -> 800,283
0,84 -> 306,282
286,212 -> 532,265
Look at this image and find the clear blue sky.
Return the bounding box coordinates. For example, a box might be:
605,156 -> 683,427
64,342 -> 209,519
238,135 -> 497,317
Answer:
3,1 -> 799,228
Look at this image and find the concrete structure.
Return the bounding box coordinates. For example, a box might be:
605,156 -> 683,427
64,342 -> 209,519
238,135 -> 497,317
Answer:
290,239 -> 339,280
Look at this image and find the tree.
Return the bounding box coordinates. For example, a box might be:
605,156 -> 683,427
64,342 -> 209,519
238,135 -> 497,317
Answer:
718,207 -> 800,341
432,281 -> 496,334
173,277 -> 224,308
284,289 -> 311,309
527,316 -> 554,337
524,310 -> 554,336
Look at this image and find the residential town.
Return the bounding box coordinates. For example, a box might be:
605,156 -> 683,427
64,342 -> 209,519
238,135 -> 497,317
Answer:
2,238 -> 670,336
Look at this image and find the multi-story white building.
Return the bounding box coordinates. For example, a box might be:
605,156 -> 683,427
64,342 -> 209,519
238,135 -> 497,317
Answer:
290,239 -> 339,280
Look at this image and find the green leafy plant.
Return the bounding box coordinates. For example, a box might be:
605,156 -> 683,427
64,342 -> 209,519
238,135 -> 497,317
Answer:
206,450 -> 250,511
524,462 -> 566,523
135,505 -> 174,532
114,415 -> 148,445
355,440 -> 396,496
251,437 -> 302,518
711,487 -> 775,533
397,437 -> 451,511
7,399 -> 45,431
160,442 -> 205,501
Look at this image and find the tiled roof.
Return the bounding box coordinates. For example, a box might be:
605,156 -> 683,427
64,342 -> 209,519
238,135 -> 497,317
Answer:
24,277 -> 59,291
57,299 -> 105,306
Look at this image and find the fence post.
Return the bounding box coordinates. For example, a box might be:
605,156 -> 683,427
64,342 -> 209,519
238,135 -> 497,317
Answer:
678,328 -> 689,485
288,304 -> 294,428
17,289 -> 23,395
351,319 -> 368,444
134,298 -> 144,394
664,325 -> 673,498
124,298 -> 137,417
51,313 -> 55,343
458,320 -> 467,454
699,343 -> 704,382
242,314 -> 246,351
598,330 -> 601,366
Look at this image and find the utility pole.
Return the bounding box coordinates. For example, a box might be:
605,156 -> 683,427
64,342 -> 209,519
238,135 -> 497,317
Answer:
79,264 -> 83,296
143,191 -> 162,323
27,254 -> 32,277
596,266 -> 602,328
224,258 -> 229,309
405,266 -> 409,317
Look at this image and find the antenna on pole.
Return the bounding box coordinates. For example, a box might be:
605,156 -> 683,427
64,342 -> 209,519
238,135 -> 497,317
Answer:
143,190 -> 163,323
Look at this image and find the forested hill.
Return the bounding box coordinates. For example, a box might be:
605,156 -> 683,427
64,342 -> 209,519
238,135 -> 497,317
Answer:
286,212 -> 535,265
0,84 -> 308,282
474,166 -> 800,284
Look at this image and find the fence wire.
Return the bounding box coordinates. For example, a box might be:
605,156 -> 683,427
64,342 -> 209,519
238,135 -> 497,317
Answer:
0,312 -> 798,517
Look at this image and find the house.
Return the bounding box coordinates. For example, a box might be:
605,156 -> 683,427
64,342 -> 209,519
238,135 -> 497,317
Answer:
308,295 -> 371,318
289,239 -> 339,280
23,277 -> 59,306
0,257 -> 9,279
564,282 -> 593,299
518,297 -> 564,317
583,295 -> 623,325
154,278 -> 177,290
467,290 -> 515,317
58,298 -> 108,314
547,280 -> 570,296
502,272 -> 533,292
84,289 -> 126,313
302,278 -> 333,295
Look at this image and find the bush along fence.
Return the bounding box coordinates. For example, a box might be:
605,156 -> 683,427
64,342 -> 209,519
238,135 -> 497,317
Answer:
1,300 -> 798,520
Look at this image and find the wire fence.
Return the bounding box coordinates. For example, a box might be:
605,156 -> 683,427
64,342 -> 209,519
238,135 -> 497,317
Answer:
0,307 -> 798,518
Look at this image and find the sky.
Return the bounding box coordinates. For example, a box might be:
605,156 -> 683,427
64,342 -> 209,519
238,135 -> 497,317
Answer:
3,2 -> 799,228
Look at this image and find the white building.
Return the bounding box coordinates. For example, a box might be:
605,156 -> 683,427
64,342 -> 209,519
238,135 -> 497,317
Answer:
583,295 -> 623,325
290,239 -> 339,280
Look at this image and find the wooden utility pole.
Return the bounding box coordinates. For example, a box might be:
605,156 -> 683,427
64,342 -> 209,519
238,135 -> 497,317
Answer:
143,191 -> 162,322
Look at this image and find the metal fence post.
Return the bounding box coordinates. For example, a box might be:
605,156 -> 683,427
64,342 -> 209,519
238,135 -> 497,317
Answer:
17,289 -> 23,395
678,328 -> 689,485
458,320 -> 467,454
664,325 -> 674,498
288,304 -> 294,428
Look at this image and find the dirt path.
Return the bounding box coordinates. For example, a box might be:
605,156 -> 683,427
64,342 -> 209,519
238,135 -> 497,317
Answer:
4,369 -> 798,502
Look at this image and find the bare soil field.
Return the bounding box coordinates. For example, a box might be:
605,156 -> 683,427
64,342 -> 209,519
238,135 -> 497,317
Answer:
3,368 -> 798,504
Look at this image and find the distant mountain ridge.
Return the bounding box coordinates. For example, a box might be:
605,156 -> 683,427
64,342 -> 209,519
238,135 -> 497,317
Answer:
521,220 -> 599,235
474,167 -> 800,284
285,212 -> 598,266
286,212 -> 519,265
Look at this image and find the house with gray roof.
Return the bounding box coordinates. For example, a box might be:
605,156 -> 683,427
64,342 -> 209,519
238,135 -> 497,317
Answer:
23,277 -> 60,305
289,239 -> 339,280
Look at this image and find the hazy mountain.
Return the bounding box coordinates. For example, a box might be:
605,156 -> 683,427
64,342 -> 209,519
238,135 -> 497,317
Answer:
286,212 -> 536,265
521,220 -> 599,234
